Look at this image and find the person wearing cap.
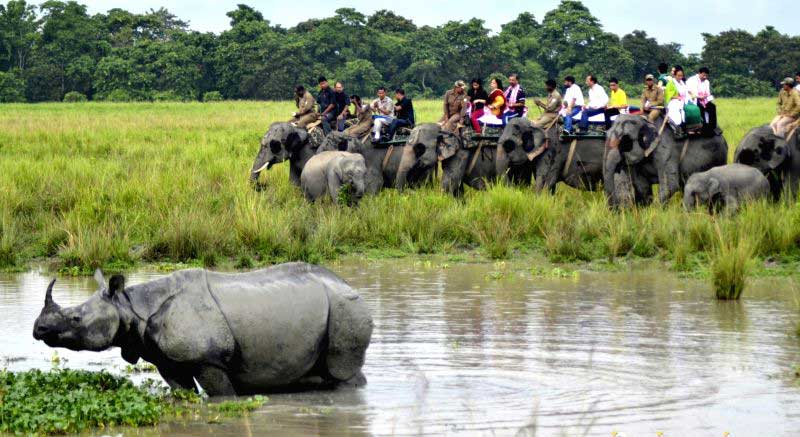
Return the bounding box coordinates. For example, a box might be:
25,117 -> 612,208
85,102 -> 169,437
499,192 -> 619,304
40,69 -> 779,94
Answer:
440,80 -> 467,133
687,67 -> 717,132
641,74 -> 665,123
289,85 -> 317,128
532,79 -> 562,129
316,76 -> 336,134
771,78 -> 800,138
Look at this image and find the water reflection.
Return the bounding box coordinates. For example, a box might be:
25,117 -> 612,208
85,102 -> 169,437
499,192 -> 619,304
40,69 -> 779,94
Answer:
1,262 -> 799,436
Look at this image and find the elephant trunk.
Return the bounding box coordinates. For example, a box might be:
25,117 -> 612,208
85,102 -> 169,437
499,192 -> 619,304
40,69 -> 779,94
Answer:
395,144 -> 418,191
603,147 -> 622,207
495,144 -> 510,181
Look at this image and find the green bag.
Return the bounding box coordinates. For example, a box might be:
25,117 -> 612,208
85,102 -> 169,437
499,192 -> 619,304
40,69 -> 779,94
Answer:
684,103 -> 703,130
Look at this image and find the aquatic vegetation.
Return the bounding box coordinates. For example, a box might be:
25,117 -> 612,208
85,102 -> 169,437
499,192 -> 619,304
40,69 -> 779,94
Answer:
710,223 -> 754,300
0,99 -> 797,274
0,369 -> 270,435
0,369 -> 166,435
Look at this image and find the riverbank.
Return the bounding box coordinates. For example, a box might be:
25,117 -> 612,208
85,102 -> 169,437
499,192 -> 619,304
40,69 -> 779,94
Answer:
1,99 -> 797,277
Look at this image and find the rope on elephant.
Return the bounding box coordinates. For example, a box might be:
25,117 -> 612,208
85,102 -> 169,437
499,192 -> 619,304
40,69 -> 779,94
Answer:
382,145 -> 395,171
644,117 -> 669,158
679,138 -> 690,163
563,139 -> 578,178
467,142 -> 483,174
786,123 -> 800,143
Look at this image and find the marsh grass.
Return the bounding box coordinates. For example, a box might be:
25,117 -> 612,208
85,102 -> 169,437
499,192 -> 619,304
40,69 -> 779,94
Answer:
710,221 -> 755,300
0,99 -> 796,272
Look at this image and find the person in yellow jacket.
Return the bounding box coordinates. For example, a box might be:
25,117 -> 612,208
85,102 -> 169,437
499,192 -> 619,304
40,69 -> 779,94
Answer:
604,78 -> 628,130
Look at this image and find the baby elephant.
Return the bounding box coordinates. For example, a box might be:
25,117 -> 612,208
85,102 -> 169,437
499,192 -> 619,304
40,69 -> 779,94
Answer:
683,164 -> 770,213
301,151 -> 367,205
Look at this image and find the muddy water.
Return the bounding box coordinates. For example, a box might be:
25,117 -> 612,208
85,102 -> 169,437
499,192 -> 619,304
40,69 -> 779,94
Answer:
2,260 -> 800,436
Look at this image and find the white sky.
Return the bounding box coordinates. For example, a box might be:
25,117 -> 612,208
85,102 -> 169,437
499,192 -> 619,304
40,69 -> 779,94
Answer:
78,0 -> 785,54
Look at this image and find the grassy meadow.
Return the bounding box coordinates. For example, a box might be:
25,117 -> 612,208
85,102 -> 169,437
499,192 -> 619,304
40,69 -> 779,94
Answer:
0,97 -> 796,275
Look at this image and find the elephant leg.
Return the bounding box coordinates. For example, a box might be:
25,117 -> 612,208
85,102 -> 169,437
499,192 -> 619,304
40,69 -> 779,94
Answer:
631,168 -> 654,206
658,159 -> 680,205
723,195 -> 739,215
195,365 -> 237,397
603,148 -> 622,206
290,165 -> 302,187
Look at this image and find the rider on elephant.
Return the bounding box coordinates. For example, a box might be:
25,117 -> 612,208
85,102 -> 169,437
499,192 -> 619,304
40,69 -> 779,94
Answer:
686,67 -> 717,133
770,77 -> 800,138
387,89 -> 414,138
503,73 -> 527,124
370,87 -> 395,142
641,74 -> 665,123
316,77 -> 337,134
290,85 -> 317,128
665,65 -> 689,138
343,95 -> 373,137
532,79 -> 562,129
440,81 -> 467,134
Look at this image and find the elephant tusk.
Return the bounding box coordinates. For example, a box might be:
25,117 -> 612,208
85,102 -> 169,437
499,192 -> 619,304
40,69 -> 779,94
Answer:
252,162 -> 269,174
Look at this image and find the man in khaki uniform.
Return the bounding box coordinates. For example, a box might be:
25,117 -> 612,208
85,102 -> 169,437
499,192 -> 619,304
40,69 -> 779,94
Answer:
641,74 -> 665,123
771,77 -> 800,138
440,80 -> 467,133
532,79 -> 562,128
289,85 -> 317,127
343,95 -> 373,137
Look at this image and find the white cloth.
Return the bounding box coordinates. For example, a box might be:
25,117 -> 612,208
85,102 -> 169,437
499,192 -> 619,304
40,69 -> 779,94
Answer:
477,112 -> 504,126
795,84 -> 800,94
667,77 -> 688,125
563,84 -> 584,109
686,74 -> 714,106
371,96 -> 395,117
372,116 -> 392,139
586,84 -> 609,109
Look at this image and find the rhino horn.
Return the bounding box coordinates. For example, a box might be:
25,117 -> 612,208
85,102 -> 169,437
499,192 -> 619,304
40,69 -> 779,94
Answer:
45,279 -> 57,307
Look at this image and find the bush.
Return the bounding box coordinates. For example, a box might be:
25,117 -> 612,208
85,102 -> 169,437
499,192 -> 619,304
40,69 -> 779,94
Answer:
63,91 -> 87,103
0,71 -> 26,103
203,91 -> 223,102
100,89 -> 133,102
152,90 -> 189,102
714,74 -> 774,98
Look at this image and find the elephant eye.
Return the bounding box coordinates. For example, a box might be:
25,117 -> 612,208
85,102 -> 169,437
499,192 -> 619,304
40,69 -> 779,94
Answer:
71,316 -> 82,323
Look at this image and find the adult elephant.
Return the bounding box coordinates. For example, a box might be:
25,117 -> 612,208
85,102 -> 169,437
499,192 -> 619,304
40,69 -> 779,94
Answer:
603,114 -> 728,207
438,131 -> 498,196
320,124 -> 441,194
497,118 -> 605,192
733,125 -> 800,200
250,122 -> 313,188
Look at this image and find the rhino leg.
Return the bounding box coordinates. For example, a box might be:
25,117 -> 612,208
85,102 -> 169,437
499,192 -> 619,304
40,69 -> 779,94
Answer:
195,365 -> 237,397
157,365 -> 197,392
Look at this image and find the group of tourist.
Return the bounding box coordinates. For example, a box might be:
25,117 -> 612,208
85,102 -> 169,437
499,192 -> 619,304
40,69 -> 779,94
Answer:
289,64 -> 800,142
289,76 -> 415,141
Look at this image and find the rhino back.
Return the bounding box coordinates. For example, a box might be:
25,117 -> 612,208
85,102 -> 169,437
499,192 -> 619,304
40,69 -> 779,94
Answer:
205,263 -> 335,387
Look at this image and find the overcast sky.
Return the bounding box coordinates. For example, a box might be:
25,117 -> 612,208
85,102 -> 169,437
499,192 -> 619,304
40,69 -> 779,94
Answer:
78,0 -> 785,54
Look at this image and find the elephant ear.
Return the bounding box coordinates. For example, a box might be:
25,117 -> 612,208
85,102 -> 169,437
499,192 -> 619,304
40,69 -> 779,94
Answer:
325,285 -> 373,381
707,177 -> 721,195
287,128 -> 309,152
638,120 -> 656,154
437,132 -> 459,161
522,126 -> 537,154
767,137 -> 788,170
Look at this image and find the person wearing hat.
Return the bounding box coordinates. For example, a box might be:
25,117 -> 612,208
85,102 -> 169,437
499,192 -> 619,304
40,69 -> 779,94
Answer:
440,80 -> 467,133
641,74 -> 665,123
289,85 -> 318,128
771,77 -> 800,138
532,79 -> 562,129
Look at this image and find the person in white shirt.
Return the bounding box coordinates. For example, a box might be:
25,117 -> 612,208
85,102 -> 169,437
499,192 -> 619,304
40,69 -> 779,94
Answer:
577,75 -> 609,133
561,75 -> 585,134
370,87 -> 395,141
687,67 -> 717,131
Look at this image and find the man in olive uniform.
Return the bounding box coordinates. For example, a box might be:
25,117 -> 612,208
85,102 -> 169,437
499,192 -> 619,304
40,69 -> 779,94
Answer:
289,85 -> 317,128
771,77 -> 800,138
641,74 -> 665,123
532,79 -> 562,129
440,80 -> 467,133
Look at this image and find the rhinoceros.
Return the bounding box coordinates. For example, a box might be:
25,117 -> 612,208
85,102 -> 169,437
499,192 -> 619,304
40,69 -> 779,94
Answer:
32,262 -> 373,396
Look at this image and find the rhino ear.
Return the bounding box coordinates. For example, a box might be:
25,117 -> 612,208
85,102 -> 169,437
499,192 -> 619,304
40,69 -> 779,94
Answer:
108,275 -> 125,297
94,269 -> 106,290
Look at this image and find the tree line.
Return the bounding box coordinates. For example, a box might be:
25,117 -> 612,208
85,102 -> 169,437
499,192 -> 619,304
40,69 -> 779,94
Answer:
0,0 -> 792,103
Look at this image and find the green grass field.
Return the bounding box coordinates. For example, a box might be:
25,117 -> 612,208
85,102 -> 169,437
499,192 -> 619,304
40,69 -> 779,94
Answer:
0,97 -> 795,275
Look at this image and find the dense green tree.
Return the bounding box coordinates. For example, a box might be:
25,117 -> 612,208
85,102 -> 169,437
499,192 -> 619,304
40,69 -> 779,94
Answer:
0,0 -> 38,70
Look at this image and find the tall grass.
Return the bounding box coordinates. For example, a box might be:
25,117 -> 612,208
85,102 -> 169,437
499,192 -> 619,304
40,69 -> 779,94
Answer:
710,221 -> 755,300
0,99 -> 793,272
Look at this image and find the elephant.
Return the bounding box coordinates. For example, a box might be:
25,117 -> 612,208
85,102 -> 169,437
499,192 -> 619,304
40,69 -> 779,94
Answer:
301,151 -> 367,205
683,164 -> 770,213
437,130 -> 498,196
33,263 -> 373,396
733,124 -> 800,200
497,117 -> 605,192
316,131 -> 364,154
250,122 -> 314,188
604,114 -> 729,207
323,124 -> 441,194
